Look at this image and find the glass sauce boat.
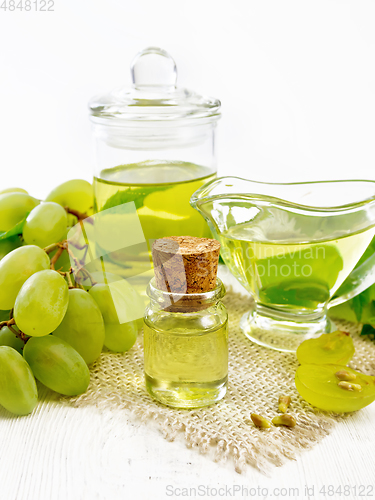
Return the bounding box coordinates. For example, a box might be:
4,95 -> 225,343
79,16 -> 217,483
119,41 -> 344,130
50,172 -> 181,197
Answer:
191,177 -> 375,352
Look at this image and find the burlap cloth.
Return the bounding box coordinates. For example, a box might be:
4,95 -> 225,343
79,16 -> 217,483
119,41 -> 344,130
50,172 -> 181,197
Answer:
69,290 -> 375,474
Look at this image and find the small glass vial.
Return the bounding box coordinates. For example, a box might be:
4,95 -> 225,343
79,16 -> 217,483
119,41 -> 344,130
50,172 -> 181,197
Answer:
143,236 -> 228,408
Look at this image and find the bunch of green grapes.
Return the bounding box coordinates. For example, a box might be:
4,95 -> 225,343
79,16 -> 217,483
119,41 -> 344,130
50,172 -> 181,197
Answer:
0,250 -> 91,415
0,180 -> 143,416
295,331 -> 375,412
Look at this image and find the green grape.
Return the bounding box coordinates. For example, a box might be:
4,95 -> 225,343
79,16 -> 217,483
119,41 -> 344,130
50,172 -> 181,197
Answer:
0,192 -> 39,232
14,270 -> 69,337
53,288 -> 105,365
23,336 -> 90,396
295,364 -> 375,412
0,346 -> 38,415
83,271 -> 145,328
0,326 -> 24,353
296,331 -> 355,366
0,245 -> 50,310
0,187 -> 28,195
0,235 -> 21,260
80,272 -> 143,329
45,179 -> 93,215
23,202 -> 68,248
89,281 -> 143,352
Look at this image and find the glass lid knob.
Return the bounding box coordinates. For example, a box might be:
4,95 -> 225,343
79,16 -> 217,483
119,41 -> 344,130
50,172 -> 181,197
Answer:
131,47 -> 177,89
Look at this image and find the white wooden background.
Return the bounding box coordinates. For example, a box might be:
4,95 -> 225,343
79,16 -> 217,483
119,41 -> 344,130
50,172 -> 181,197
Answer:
2,2 -> 375,498
0,387 -> 374,500
1,275 -> 375,500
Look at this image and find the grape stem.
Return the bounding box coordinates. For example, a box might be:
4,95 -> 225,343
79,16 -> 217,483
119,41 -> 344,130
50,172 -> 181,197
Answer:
65,269 -> 74,288
67,223 -> 91,251
0,318 -> 29,344
43,242 -> 60,254
62,240 -> 97,288
64,245 -> 97,286
64,206 -> 91,221
44,240 -> 97,287
50,246 -> 64,269
56,268 -> 76,289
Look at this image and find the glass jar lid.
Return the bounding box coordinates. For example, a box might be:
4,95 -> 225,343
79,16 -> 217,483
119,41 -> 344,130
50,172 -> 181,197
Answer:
89,47 -> 221,125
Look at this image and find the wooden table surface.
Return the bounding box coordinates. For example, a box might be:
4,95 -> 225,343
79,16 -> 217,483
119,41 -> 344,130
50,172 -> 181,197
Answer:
1,274 -> 375,500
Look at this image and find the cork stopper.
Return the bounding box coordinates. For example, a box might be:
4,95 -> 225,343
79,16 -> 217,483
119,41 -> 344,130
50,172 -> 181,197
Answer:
152,236 -> 221,295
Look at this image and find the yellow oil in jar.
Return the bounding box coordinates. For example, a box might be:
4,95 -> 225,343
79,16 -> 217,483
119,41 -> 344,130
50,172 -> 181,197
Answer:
94,161 -> 214,240
144,313 -> 228,408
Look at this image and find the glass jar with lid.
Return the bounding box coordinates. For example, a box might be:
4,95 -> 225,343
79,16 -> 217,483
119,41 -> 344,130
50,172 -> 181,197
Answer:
89,47 -> 221,284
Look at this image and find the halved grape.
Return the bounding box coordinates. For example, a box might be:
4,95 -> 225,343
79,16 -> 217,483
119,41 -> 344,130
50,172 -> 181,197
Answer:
0,346 -> 38,415
0,326 -> 24,353
0,192 -> 39,232
14,270 -> 69,337
89,282 -> 142,352
0,187 -> 28,195
0,235 -> 21,260
296,330 -> 355,365
0,245 -> 50,310
23,202 -> 68,248
295,364 -> 375,412
23,336 -> 90,396
45,179 -> 93,215
53,288 -> 105,364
